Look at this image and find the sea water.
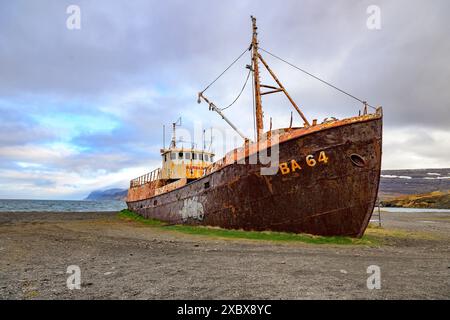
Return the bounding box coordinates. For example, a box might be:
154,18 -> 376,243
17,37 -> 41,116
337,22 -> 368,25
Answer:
0,199 -> 127,212
379,207 -> 450,213
0,199 -> 448,213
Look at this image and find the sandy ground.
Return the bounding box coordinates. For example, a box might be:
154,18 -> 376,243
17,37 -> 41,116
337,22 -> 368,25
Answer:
0,210 -> 449,300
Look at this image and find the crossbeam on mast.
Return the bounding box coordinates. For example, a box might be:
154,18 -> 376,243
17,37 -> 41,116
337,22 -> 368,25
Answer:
261,88 -> 283,96
258,53 -> 311,127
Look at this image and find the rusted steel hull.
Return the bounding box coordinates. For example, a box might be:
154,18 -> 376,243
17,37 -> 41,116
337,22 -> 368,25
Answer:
127,116 -> 382,237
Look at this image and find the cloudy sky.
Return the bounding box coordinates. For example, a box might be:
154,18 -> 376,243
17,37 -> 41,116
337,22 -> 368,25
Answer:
0,0 -> 449,199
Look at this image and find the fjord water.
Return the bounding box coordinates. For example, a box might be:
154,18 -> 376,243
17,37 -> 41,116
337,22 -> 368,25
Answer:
380,207 -> 450,213
1,199 -> 449,214
0,199 -> 450,212
0,199 -> 127,212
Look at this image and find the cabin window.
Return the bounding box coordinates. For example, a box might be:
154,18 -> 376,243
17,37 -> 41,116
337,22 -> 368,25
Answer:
192,153 -> 197,160
178,152 -> 183,159
210,156 -> 214,162
199,154 -> 204,161
185,152 -> 191,160
170,152 -> 176,160
204,154 -> 209,162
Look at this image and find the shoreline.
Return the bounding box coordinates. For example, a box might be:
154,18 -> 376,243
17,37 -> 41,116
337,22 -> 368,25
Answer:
0,210 -> 449,299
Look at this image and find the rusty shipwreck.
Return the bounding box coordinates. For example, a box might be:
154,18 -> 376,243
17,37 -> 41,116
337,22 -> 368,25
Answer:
127,17 -> 383,237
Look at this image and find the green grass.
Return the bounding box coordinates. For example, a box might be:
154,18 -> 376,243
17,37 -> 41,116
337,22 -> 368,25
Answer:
118,209 -> 166,226
118,209 -> 378,246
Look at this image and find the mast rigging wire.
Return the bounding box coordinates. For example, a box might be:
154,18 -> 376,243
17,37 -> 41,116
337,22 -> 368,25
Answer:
200,46 -> 250,94
220,68 -> 252,111
260,47 -> 377,110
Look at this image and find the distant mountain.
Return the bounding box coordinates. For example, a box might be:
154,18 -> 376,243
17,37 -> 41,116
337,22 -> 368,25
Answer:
381,190 -> 450,209
379,168 -> 450,200
84,168 -> 450,202
84,188 -> 127,201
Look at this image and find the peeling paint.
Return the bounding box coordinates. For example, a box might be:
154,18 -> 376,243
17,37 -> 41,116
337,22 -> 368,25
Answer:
179,197 -> 204,222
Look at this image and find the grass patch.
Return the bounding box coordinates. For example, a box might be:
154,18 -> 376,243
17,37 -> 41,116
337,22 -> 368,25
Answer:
118,209 -> 166,226
365,225 -> 438,241
367,223 -> 383,229
118,209 -> 378,246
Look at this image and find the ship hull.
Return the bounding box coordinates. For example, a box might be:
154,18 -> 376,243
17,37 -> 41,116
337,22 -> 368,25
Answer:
127,116 -> 382,237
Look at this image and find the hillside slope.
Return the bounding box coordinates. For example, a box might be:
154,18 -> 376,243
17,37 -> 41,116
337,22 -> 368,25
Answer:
381,190 -> 450,209
85,188 -> 127,201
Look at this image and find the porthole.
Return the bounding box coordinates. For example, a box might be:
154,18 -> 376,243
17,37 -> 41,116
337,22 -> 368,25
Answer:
350,153 -> 366,167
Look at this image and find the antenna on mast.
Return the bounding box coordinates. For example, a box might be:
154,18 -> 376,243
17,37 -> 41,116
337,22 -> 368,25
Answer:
163,124 -> 166,149
202,129 -> 206,151
171,117 -> 182,148
209,127 -> 213,152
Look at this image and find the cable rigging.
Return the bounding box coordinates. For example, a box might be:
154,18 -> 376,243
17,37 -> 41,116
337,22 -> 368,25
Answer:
198,41 -> 378,143
220,67 -> 252,111
259,47 -> 377,110
200,46 -> 250,94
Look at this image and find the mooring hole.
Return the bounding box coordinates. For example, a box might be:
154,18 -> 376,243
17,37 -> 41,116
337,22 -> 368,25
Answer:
153,199 -> 157,206
204,181 -> 210,189
350,153 -> 366,167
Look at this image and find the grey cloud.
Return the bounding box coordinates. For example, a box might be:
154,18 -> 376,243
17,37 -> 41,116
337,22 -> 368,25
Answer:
0,105 -> 56,146
0,0 -> 449,199
1,0 -> 449,129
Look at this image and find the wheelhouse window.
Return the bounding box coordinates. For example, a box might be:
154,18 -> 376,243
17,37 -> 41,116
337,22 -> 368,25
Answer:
185,152 -> 191,160
192,153 -> 198,160
178,152 -> 183,159
170,152 -> 176,160
199,154 -> 204,161
204,154 -> 209,162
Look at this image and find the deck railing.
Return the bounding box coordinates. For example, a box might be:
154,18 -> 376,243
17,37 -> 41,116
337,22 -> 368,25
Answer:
130,168 -> 161,188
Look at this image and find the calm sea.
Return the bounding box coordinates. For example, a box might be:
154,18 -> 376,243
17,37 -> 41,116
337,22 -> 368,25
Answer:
0,199 -> 127,212
0,199 -> 448,213
380,207 -> 450,213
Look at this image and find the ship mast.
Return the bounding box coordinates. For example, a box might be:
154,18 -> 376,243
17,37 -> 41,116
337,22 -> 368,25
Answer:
198,16 -> 311,145
251,16 -> 311,143
251,16 -> 264,143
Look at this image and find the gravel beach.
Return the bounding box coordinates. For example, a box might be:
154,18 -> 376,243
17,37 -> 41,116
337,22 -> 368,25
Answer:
0,210 -> 449,299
